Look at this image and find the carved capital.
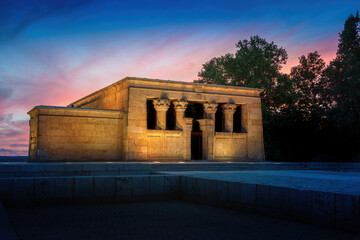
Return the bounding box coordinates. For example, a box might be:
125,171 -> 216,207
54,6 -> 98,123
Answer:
204,102 -> 217,119
203,102 -> 217,114
153,99 -> 170,112
173,100 -> 188,112
222,103 -> 237,115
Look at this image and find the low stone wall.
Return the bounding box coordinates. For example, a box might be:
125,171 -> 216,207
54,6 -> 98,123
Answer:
0,175 -> 181,204
28,106 -> 125,162
182,177 -> 359,232
1,166 -> 359,232
1,162 -> 360,178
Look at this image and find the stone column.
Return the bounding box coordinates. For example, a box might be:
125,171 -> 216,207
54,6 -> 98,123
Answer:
223,103 -> 237,132
183,118 -> 193,161
173,100 -> 188,130
153,99 -> 170,130
203,102 -> 217,119
198,119 -> 215,160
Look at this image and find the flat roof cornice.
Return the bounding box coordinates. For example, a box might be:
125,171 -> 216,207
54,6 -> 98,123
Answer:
69,76 -> 263,107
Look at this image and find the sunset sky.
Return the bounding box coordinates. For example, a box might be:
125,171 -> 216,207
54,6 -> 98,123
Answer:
0,0 -> 358,156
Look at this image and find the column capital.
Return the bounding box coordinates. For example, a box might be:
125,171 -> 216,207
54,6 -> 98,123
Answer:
173,100 -> 188,112
204,102 -> 217,119
203,102 -> 217,114
153,99 -> 170,112
222,103 -> 237,115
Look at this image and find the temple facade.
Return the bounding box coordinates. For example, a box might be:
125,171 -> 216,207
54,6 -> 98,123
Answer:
28,77 -> 265,162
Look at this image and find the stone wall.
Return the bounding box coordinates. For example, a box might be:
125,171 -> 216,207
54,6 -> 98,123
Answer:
69,81 -> 129,111
214,133 -> 247,161
28,106 -> 125,162
147,130 -> 184,160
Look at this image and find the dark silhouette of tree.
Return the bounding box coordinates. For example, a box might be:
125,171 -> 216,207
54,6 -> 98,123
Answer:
290,51 -> 326,117
322,11 -> 360,160
195,35 -> 288,108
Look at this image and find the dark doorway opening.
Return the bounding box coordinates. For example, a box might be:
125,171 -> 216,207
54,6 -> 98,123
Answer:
191,120 -> 202,160
233,105 -> 242,133
147,100 -> 156,129
215,103 -> 224,132
166,102 -> 176,130
185,102 -> 204,160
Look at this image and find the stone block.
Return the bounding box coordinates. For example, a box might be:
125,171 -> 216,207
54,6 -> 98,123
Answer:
204,178 -> 217,200
335,193 -> 359,220
239,182 -> 256,205
44,163 -> 66,172
21,164 -> 45,172
106,164 -> 125,171
14,178 -> 34,202
132,176 -> 149,198
0,173 -> 15,178
74,177 -> 94,199
288,188 -> 312,214
312,191 -> 335,218
228,181 -> 241,203
0,164 -> 20,172
94,176 -> 115,199
185,177 -> 196,198
195,177 -> 206,198
35,178 -> 55,201
83,163 -> 107,171
268,185 -> 288,210
54,177 -> 74,199
124,164 -> 150,171
216,180 -> 229,202
149,176 -> 165,195
91,171 -> 118,176
165,176 -> 180,195
0,179 -> 14,201
256,184 -> 269,207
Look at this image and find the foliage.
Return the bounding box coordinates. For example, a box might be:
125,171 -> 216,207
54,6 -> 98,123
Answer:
322,11 -> 360,159
196,35 -> 288,108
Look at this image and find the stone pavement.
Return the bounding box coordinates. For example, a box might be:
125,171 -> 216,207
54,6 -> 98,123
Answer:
6,201 -> 360,240
160,170 -> 360,195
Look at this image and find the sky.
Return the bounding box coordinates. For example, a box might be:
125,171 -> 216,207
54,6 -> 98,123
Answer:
0,0 -> 358,156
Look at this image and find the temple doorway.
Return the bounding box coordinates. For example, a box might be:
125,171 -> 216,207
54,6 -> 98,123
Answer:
191,121 -> 202,160
185,102 -> 205,160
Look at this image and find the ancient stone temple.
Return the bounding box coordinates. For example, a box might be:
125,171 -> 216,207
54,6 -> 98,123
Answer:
28,77 -> 265,162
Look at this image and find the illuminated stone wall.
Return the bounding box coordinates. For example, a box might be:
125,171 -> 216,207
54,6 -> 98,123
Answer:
28,77 -> 265,162
28,106 -> 124,162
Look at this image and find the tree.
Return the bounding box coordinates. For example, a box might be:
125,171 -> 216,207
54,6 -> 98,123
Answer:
196,35 -> 288,108
323,11 -> 360,159
290,51 -> 326,119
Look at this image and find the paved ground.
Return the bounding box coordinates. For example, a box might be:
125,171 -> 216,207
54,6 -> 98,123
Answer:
6,201 -> 360,240
161,170 -> 360,195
